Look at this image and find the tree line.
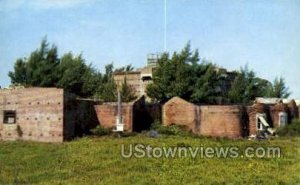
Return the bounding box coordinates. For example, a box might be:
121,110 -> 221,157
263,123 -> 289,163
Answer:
146,43 -> 290,104
8,38 -> 136,102
8,39 -> 290,104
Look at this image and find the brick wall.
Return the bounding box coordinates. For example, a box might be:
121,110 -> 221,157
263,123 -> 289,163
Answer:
269,103 -> 289,128
0,88 -> 65,142
247,103 -> 268,136
163,97 -> 244,138
199,106 -> 243,138
94,102 -> 134,132
163,97 -> 199,132
287,100 -> 299,121
94,97 -> 161,132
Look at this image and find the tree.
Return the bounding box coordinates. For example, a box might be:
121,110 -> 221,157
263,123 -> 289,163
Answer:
114,64 -> 134,73
191,63 -> 221,103
8,59 -> 27,84
8,38 -> 102,98
57,53 -> 87,96
9,38 -> 60,87
147,43 -> 197,102
146,43 -> 222,103
120,77 -> 137,102
94,63 -> 118,101
267,77 -> 291,98
228,65 -> 272,104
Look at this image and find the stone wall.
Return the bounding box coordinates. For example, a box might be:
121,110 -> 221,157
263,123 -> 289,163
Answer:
0,88 -> 65,142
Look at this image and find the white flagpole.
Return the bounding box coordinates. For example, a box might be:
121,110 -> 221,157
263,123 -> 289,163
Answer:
164,0 -> 167,52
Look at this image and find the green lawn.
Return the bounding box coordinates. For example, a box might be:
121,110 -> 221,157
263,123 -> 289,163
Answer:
0,135 -> 299,185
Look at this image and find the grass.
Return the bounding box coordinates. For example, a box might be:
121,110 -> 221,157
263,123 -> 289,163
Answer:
277,119 -> 300,137
0,135 -> 300,185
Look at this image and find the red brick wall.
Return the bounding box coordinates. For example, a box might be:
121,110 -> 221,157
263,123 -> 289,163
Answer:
269,103 -> 288,128
199,106 -> 243,138
94,103 -> 133,132
0,88 -> 65,142
248,103 -> 267,136
163,97 -> 199,132
287,100 -> 298,121
163,97 -> 244,138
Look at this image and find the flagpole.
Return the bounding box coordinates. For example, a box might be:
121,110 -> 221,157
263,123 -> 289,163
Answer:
164,0 -> 167,52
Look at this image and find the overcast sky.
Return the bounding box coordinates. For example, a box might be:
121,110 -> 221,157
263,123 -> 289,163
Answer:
0,0 -> 299,98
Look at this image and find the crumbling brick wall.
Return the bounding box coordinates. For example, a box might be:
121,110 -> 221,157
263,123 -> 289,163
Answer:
163,97 -> 199,132
248,103 -> 268,136
287,100 -> 299,121
269,103 -> 289,128
199,106 -> 244,138
163,97 -> 245,138
94,97 -> 161,132
0,88 -> 65,142
94,102 -> 134,132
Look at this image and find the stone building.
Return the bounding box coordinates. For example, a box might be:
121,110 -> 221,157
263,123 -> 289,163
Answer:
113,54 -> 160,97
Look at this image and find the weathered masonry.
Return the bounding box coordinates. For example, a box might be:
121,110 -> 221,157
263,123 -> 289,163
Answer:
1,87 -> 299,142
94,96 -> 161,132
0,87 -> 97,142
163,97 -> 299,138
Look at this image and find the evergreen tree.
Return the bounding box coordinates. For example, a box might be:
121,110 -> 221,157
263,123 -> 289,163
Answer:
267,77 -> 291,98
120,77 -> 137,102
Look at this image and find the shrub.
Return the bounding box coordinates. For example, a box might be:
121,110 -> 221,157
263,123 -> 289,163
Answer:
150,121 -> 191,136
277,119 -> 300,137
90,126 -> 112,136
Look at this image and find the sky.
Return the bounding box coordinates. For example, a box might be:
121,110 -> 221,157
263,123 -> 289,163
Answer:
0,0 -> 299,98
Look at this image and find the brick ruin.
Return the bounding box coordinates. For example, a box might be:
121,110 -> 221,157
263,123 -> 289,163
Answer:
163,97 -> 299,138
0,88 -> 161,142
94,96 -> 161,132
0,88 -> 299,142
0,88 -> 98,142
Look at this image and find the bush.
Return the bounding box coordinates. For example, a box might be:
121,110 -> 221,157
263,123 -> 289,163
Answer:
90,126 -> 112,136
150,121 -> 191,136
277,119 -> 300,137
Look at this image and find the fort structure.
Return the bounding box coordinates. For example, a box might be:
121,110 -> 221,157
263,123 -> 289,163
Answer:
0,87 -> 98,142
113,54 -> 160,97
163,97 -> 299,138
0,87 -> 299,142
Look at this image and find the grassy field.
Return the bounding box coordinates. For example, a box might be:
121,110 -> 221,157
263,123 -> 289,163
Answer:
0,135 -> 299,185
